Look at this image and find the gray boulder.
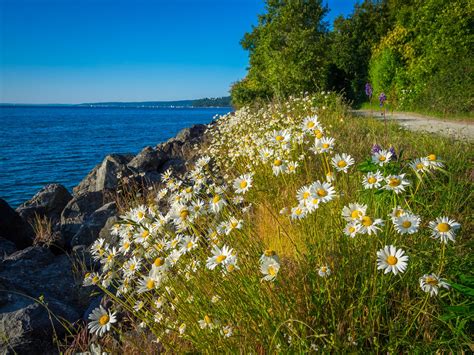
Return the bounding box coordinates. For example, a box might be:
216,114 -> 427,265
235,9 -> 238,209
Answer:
98,215 -> 119,245
16,184 -> 72,226
70,202 -> 117,247
73,154 -> 134,196
60,191 -> 106,247
0,198 -> 33,249
0,247 -> 90,354
127,146 -> 167,171
0,238 -> 17,260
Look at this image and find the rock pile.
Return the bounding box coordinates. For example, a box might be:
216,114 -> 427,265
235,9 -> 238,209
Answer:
0,124 -> 211,353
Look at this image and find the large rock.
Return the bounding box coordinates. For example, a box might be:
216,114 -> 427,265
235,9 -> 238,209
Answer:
0,198 -> 33,249
0,238 -> 17,260
16,184 -> 72,225
70,202 -> 117,247
73,154 -> 134,196
60,191 -> 106,247
157,124 -> 209,163
0,247 -> 90,354
127,146 -> 167,172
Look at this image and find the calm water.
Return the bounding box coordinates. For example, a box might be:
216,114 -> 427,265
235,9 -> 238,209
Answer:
0,106 -> 231,207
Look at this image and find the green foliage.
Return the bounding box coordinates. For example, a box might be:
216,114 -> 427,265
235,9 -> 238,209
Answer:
192,96 -> 232,107
369,48 -> 402,99
231,0 -> 329,107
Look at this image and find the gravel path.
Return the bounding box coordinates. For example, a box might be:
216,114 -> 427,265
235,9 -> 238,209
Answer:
353,110 -> 474,141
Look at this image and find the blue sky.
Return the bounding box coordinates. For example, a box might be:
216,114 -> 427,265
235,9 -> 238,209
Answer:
0,0 -> 357,104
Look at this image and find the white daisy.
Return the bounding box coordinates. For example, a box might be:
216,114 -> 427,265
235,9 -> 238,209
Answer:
377,245 -> 408,275
341,203 -> 367,222
206,245 -> 234,270
310,180 -> 336,203
393,213 -> 421,235
88,306 -> 117,337
343,221 -> 361,238
137,274 -> 160,293
384,174 -> 410,194
389,206 -> 407,219
314,137 -> 335,154
272,158 -> 287,176
224,217 -> 243,235
428,216 -> 461,244
409,157 -> 430,173
318,265 -> 331,277
198,315 -> 214,329
209,194 -> 227,214
359,215 -> 384,235
362,170 -> 384,189
291,205 -> 307,220
426,154 -> 444,168
221,325 -> 233,338
419,273 -> 450,296
260,257 -> 280,282
372,149 -> 393,166
331,153 -> 355,173
287,161 -> 299,174
302,115 -> 320,132
233,173 -> 253,194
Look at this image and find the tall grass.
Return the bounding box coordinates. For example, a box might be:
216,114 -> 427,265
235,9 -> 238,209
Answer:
81,92 -> 472,352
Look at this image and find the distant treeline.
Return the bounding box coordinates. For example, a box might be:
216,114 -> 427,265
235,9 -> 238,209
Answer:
192,97 -> 232,107
231,0 -> 473,114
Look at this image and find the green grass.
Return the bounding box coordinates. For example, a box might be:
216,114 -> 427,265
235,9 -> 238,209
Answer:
72,93 -> 473,353
357,101 -> 474,121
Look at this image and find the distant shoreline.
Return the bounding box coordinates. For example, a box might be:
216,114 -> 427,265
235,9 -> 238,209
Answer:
0,104 -> 232,109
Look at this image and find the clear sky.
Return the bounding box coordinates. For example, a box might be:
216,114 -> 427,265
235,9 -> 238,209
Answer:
0,0 -> 357,104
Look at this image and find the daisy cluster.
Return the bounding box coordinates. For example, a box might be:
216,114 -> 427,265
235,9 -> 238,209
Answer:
84,92 -> 462,348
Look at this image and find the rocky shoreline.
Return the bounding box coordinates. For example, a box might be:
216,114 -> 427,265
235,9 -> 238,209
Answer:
0,123 -> 212,354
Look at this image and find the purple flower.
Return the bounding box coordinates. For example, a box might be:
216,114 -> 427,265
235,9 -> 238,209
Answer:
371,144 -> 382,154
365,83 -> 373,98
389,146 -> 397,160
379,93 -> 387,107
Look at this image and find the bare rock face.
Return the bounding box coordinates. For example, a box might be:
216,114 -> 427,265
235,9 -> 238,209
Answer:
73,154 -> 134,196
60,191 -> 107,247
127,146 -> 167,172
0,237 -> 17,260
70,202 -> 117,247
0,247 -> 90,354
16,183 -> 72,225
0,198 -> 34,249
157,124 -> 208,163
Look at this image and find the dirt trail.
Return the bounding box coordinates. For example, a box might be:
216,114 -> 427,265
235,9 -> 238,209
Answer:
353,110 -> 473,141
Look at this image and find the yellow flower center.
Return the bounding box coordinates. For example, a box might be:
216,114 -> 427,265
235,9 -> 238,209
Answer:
337,160 -> 347,168
123,242 -> 130,249
274,159 -> 282,166
216,255 -> 226,263
186,187 -> 193,193
361,216 -> 373,226
428,154 -> 436,161
320,266 -> 327,273
99,314 -> 109,326
307,121 -> 315,128
92,276 -> 99,284
212,195 -> 221,203
187,241 -> 194,249
146,279 -> 155,289
317,189 -> 327,197
322,143 -> 329,149
379,156 -> 386,162
303,191 -> 310,199
268,265 -> 277,276
129,264 -> 136,271
295,208 -> 303,215
314,130 -> 323,139
226,264 -> 235,272
137,211 -> 144,219
351,210 -> 362,219
437,223 -> 450,232
264,249 -> 275,257
349,226 -> 356,233
240,180 -> 248,189
204,315 -> 212,324
416,163 -> 424,170
389,178 -> 401,187
230,221 -> 238,228
180,209 -> 189,219
402,221 -> 412,228
368,177 -> 377,184
275,135 -> 284,141
425,276 -> 438,286
141,230 -> 149,238
154,257 -> 164,267
386,255 -> 398,266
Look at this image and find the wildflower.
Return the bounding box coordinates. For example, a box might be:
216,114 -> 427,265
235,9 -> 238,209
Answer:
359,215 -> 384,235
296,185 -> 312,204
343,221 -> 361,238
312,137 -> 335,154
88,306 -> 117,337
331,153 -> 355,173
419,274 -> 450,296
179,235 -> 199,254
199,315 -> 214,329
409,157 -> 430,173
389,206 -> 407,219
272,158 -> 287,176
233,173 -> 253,194
372,149 -> 392,166
362,170 -> 384,189
342,203 -> 367,222
211,295 -> 221,303
379,92 -> 387,107
384,174 -> 410,194
365,83 -> 373,98
291,205 -> 306,219
179,323 -> 186,335
221,325 -> 233,337
123,256 -> 141,278
302,115 -> 319,132
260,257 -> 280,282
426,154 -> 444,168
260,249 -> 280,263
377,245 -> 408,275
428,217 -> 461,244
206,245 -> 234,270
318,265 -> 331,277
131,205 -> 148,223
393,213 -> 421,235
310,180 -> 336,203
209,194 -> 227,213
